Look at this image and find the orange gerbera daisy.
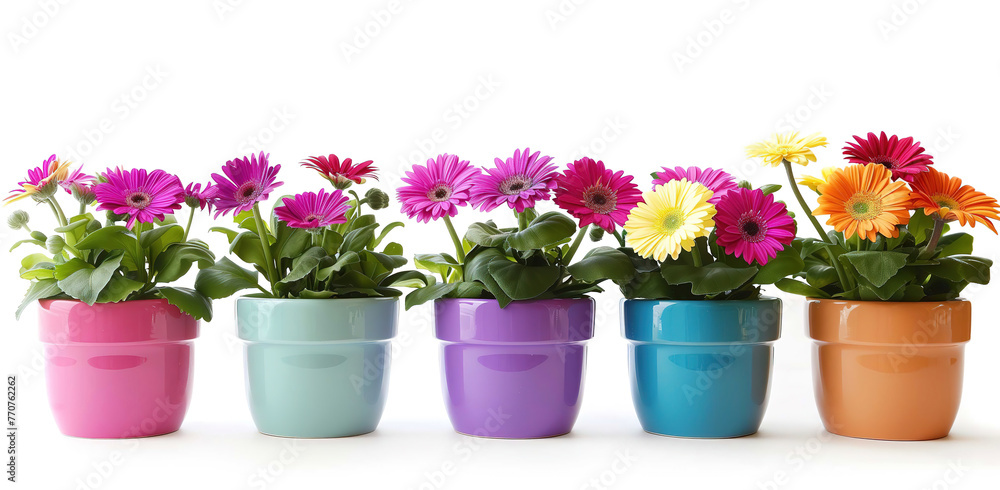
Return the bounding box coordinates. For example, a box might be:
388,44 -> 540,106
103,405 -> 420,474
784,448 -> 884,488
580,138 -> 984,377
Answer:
813,164 -> 912,241
909,167 -> 999,234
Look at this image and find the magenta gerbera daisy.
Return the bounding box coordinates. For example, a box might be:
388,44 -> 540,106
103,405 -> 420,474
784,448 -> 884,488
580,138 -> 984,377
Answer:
469,147 -> 558,213
94,168 -> 185,228
302,154 -> 378,189
653,166 -> 738,204
843,132 -> 933,182
714,187 -> 796,266
397,153 -> 481,223
183,182 -> 218,210
553,157 -> 642,232
274,188 -> 351,229
5,154 -> 68,203
59,165 -> 95,195
211,152 -> 283,217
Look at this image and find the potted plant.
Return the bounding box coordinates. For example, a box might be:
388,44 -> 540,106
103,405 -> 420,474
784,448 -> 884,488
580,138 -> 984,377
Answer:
604,166 -> 800,438
399,151 -> 639,439
8,156 -> 217,438
747,131 -> 997,440
194,152 -> 429,438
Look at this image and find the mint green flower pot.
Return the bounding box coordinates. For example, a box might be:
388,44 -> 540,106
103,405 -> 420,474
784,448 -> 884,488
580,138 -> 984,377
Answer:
237,297 -> 397,438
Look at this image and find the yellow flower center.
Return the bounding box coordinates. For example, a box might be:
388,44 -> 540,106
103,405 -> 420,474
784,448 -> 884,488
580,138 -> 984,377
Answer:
931,194 -> 960,211
661,208 -> 685,233
846,192 -> 882,220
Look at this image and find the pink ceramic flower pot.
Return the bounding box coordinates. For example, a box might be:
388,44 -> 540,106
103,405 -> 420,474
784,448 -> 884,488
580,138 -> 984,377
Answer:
38,299 -> 198,438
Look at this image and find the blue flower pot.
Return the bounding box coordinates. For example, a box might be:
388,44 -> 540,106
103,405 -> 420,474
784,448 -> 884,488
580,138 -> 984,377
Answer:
237,297 -> 397,438
621,298 -> 781,438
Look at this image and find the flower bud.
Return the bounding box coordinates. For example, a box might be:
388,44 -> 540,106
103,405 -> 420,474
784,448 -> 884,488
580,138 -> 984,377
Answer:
30,231 -> 47,242
365,188 -> 390,210
71,183 -> 97,206
737,180 -> 753,190
86,219 -> 102,233
45,235 -> 65,254
30,179 -> 59,203
589,226 -> 606,242
7,210 -> 30,230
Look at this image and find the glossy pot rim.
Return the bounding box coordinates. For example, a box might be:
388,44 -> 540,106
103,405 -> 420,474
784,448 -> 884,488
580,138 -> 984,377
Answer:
434,297 -> 596,343
621,296 -> 782,344
237,295 -> 398,343
38,298 -> 199,344
806,297 -> 971,344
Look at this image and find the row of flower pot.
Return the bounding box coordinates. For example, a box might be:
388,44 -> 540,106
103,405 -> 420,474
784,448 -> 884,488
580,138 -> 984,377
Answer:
39,295 -> 970,441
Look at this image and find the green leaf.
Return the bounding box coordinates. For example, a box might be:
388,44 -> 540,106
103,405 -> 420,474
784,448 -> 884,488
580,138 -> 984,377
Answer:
140,224 -> 184,263
465,222 -> 511,247
53,258 -> 92,280
907,208 -> 935,244
775,278 -> 832,299
931,256 -> 992,284
464,247 -> 513,307
230,231 -> 269,271
404,282 -> 458,310
209,226 -> 239,243
194,257 -> 262,299
415,253 -> 460,277
367,251 -> 407,270
10,239 -> 45,252
96,274 -> 144,303
567,246 -> 635,283
754,246 -> 805,284
660,262 -> 758,296
56,253 -> 124,305
75,226 -> 140,270
758,184 -> 782,196
271,221 -> 311,260
506,212 -> 576,251
158,287 -> 213,321
16,279 -> 63,319
154,241 -> 216,283
937,233 -> 973,258
840,251 -> 908,288
340,223 -> 378,254
317,251 -> 360,280
371,222 -> 404,250
488,260 -> 561,300
280,247 -> 328,284
804,262 -> 839,289
379,270 -> 432,289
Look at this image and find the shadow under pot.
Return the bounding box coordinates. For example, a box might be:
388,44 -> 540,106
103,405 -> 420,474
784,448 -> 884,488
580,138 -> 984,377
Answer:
38,299 -> 199,438
434,298 -> 595,439
620,298 -> 782,438
807,298 -> 971,441
237,297 -> 397,438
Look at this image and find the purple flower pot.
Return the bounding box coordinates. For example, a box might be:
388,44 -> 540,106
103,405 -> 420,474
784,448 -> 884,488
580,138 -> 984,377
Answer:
434,298 -> 595,439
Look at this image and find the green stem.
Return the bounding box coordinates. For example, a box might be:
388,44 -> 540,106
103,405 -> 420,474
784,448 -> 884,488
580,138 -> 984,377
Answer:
252,203 -> 279,295
133,222 -> 148,284
781,160 -> 853,291
692,246 -> 704,267
517,210 -> 528,232
563,225 -> 589,264
442,215 -> 466,263
918,219 -> 946,260
183,207 -> 196,242
78,201 -> 85,216
50,198 -> 68,227
613,230 -> 626,248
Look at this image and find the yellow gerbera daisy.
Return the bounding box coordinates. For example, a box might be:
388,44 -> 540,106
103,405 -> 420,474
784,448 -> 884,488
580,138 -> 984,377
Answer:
813,164 -> 912,241
624,179 -> 716,261
798,167 -> 838,193
746,132 -> 827,166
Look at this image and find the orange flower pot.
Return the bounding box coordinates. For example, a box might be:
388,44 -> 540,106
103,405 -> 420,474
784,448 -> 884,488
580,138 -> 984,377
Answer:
806,298 -> 971,441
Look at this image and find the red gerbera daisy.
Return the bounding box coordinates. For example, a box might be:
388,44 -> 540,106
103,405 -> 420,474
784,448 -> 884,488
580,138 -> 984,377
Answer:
302,154 -> 378,189
554,157 -> 642,232
843,132 -> 933,182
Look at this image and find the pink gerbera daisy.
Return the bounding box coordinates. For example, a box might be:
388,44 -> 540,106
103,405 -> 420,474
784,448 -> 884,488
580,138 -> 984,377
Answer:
94,168 -> 185,228
302,154 -> 378,189
553,157 -> 642,232
211,152 -> 283,217
5,154 -> 68,203
714,187 -> 796,266
274,188 -> 351,229
653,166 -> 738,204
843,132 -> 933,182
59,165 -> 95,194
469,147 -> 558,212
397,153 -> 481,223
184,182 -> 218,211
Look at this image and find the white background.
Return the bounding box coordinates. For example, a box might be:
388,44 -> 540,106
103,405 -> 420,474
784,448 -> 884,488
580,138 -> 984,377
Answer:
2,1 -> 1000,489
